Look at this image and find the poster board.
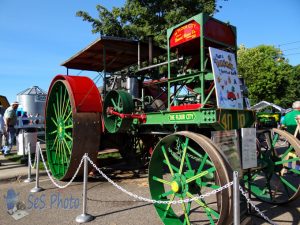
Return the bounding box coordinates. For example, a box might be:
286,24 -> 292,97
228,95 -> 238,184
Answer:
209,47 -> 243,109
211,130 -> 242,175
241,128 -> 257,169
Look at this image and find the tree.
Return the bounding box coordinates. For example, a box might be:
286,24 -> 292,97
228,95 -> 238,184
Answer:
237,45 -> 296,108
76,0 -> 225,46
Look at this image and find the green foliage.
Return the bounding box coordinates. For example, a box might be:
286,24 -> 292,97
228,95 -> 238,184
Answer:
238,45 -> 297,108
76,0 -> 223,46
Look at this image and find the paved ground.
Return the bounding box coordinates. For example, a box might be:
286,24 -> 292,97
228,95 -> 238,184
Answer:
0,156 -> 299,225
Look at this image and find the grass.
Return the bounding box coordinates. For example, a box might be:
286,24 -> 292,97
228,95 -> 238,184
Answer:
98,152 -> 122,160
2,152 -> 47,170
4,153 -> 23,162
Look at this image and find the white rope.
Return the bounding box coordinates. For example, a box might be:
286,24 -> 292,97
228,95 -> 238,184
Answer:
86,155 -> 232,204
37,143 -> 84,189
239,185 -> 278,225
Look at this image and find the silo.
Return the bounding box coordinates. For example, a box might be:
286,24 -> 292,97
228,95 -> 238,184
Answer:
17,86 -> 47,117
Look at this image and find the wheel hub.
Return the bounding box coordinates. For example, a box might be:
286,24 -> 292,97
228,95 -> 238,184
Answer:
171,173 -> 191,196
57,119 -> 65,140
171,181 -> 181,193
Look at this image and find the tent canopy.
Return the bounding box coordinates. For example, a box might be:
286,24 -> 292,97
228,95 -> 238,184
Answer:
250,101 -> 287,113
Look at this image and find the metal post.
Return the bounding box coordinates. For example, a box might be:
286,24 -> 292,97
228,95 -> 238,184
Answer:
20,128 -> 27,164
76,154 -> 94,223
30,142 -> 44,192
24,143 -> 34,183
233,171 -> 240,225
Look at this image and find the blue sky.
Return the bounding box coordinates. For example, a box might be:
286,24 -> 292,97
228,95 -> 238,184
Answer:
0,0 -> 299,104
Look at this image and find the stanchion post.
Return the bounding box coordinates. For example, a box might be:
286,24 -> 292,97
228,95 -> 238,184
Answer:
24,143 -> 34,183
76,154 -> 94,223
30,142 -> 44,193
233,171 -> 240,225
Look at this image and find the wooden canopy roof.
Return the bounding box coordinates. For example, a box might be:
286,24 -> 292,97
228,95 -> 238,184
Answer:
61,36 -> 165,73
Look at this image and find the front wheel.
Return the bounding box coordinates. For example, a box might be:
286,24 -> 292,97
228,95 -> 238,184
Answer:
149,131 -> 231,225
247,128 -> 300,204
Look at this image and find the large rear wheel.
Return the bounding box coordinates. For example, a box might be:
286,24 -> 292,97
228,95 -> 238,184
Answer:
46,75 -> 102,180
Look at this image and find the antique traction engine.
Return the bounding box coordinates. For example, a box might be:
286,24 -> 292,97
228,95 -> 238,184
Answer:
45,13 -> 300,225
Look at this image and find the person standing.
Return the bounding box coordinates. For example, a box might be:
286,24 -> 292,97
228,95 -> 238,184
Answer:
2,101 -> 19,154
281,100 -> 300,175
281,101 -> 300,135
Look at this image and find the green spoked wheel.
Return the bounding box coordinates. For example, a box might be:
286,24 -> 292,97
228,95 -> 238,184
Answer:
103,90 -> 134,133
46,75 -> 102,180
246,128 -> 300,204
149,131 -> 231,225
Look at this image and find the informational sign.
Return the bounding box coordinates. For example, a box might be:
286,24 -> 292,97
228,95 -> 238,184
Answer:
241,128 -> 257,169
211,130 -> 242,175
209,47 -> 243,109
170,20 -> 200,48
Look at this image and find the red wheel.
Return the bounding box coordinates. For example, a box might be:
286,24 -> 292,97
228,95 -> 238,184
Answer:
45,75 -> 102,180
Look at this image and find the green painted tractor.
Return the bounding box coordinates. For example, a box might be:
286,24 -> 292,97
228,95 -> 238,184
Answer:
45,13 -> 300,225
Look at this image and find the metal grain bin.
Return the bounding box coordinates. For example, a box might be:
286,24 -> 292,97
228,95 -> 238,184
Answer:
17,86 -> 47,117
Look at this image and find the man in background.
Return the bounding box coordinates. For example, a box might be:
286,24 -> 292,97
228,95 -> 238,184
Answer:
0,103 -> 5,164
2,101 -> 19,155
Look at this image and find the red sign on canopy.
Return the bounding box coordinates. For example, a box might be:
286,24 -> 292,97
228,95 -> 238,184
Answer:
170,21 -> 201,48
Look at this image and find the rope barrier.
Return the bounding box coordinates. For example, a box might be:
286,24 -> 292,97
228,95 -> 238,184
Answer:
28,145 -> 279,224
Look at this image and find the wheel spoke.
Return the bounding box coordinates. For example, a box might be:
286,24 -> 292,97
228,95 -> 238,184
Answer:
53,136 -> 59,162
50,130 -> 57,135
179,137 -> 189,174
159,190 -> 173,199
279,176 -> 297,192
64,110 -> 72,123
64,132 -> 73,142
53,103 -> 58,119
56,92 -> 61,117
271,133 -> 279,147
64,124 -> 73,129
275,157 -> 299,165
290,169 -> 300,175
162,194 -> 175,220
163,160 -> 179,173
186,167 -> 216,183
169,147 -> 181,161
111,98 -> 117,108
181,202 -> 191,225
59,86 -> 63,117
197,153 -> 209,174
183,202 -> 192,225
280,145 -> 294,160
187,146 -> 214,166
61,88 -> 67,117
152,176 -> 172,185
201,182 -> 220,190
63,138 -> 72,155
186,192 -> 220,219
161,145 -> 174,176
51,117 -> 58,127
